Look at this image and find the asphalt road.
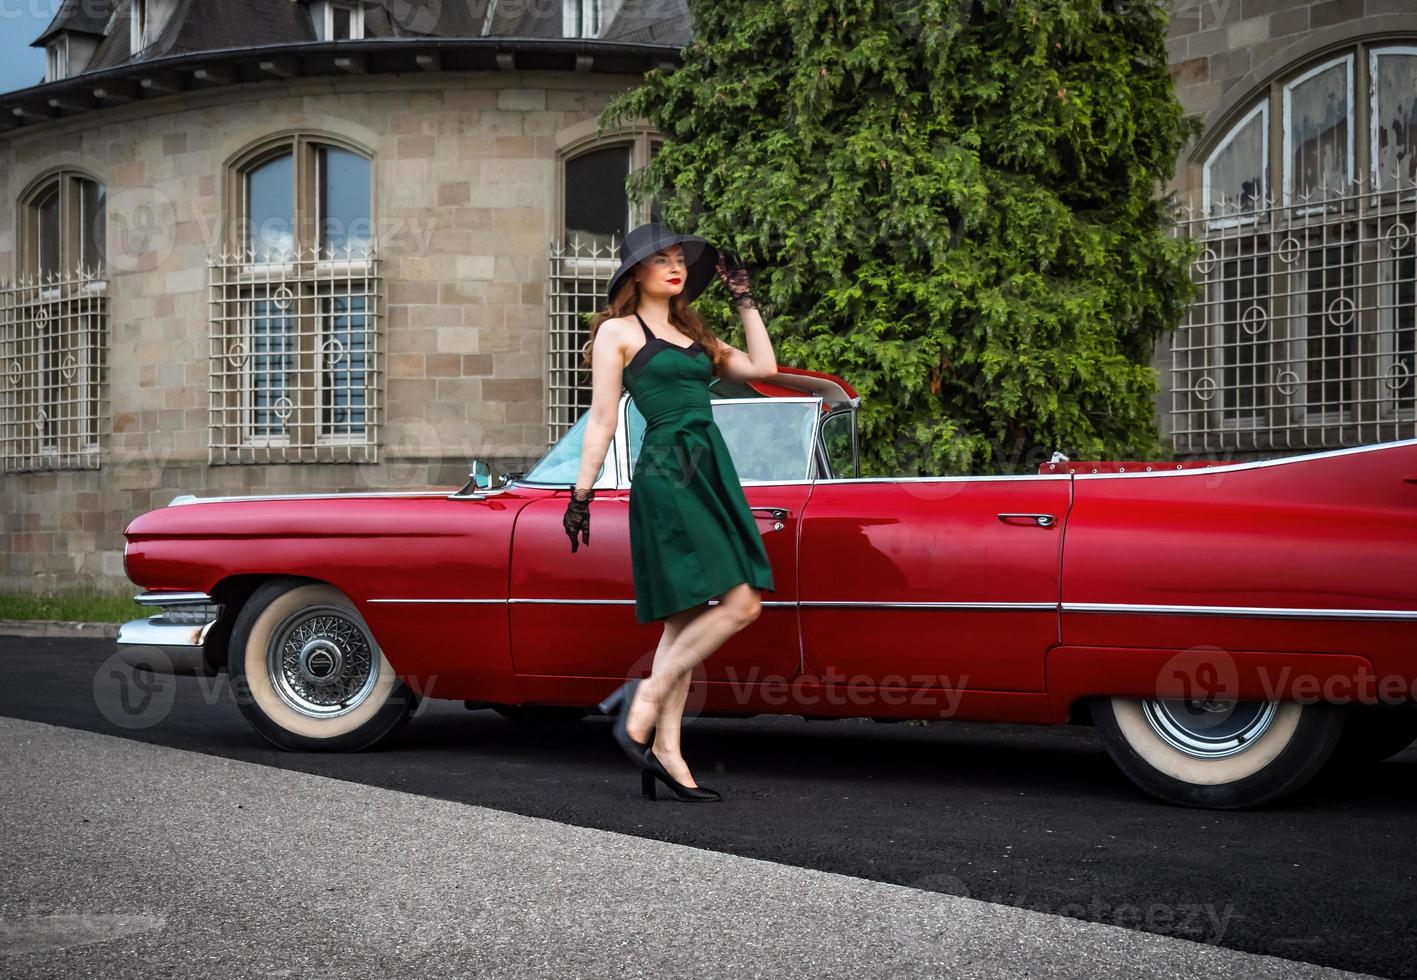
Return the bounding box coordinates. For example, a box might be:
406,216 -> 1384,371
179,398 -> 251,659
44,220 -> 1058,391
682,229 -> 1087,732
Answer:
3,635 -> 1414,978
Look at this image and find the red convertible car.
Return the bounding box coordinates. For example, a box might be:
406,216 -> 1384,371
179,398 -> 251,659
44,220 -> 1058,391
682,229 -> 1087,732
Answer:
118,365 -> 1417,809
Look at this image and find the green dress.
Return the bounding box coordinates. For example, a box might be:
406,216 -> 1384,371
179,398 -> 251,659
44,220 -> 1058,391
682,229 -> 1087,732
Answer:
623,312 -> 776,623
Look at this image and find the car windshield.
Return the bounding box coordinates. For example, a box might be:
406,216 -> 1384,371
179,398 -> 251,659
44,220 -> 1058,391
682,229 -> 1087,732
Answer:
520,396 -> 819,485
519,411 -> 608,486
627,398 -> 817,483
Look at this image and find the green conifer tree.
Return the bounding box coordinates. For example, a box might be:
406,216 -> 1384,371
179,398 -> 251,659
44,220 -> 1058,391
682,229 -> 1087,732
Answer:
600,0 -> 1201,474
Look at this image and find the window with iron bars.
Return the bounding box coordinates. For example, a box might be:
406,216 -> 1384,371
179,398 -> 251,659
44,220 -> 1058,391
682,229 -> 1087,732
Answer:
209,138 -> 382,464
548,132 -> 663,444
0,269 -> 107,472
548,236 -> 618,443
1,170 -> 107,472
1170,42 -> 1417,454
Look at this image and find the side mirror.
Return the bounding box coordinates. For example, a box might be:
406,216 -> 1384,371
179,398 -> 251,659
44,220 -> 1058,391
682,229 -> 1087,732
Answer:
454,459 -> 509,497
471,459 -> 492,490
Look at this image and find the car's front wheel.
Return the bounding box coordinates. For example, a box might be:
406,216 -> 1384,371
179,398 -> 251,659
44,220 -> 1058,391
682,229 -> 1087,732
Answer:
1092,695 -> 1346,809
228,578 -> 418,751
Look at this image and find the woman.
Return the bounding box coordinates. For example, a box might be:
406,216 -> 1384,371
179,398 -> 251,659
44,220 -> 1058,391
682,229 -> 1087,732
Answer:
562,221 -> 779,803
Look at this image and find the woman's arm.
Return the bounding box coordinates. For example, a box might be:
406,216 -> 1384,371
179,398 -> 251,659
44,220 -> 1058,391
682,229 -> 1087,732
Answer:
714,252 -> 777,383
573,320 -> 627,491
714,301 -> 777,383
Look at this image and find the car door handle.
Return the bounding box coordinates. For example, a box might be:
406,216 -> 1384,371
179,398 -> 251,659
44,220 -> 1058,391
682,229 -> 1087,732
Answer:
750,505 -> 792,532
997,512 -> 1056,528
750,506 -> 793,520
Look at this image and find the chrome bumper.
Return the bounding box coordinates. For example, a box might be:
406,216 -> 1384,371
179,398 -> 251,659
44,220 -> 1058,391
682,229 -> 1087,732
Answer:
117,591 -> 223,648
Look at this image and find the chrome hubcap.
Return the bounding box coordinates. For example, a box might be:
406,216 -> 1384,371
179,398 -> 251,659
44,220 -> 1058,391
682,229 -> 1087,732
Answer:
267,605 -> 379,718
1140,697 -> 1279,759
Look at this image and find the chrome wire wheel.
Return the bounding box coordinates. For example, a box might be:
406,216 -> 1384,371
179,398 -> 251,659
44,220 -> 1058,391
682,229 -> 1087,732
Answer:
1139,697 -> 1279,760
267,604 -> 380,719
228,580 -> 417,751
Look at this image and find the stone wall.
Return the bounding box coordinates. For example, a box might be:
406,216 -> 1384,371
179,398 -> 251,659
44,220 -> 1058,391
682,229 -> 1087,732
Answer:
0,71 -> 637,593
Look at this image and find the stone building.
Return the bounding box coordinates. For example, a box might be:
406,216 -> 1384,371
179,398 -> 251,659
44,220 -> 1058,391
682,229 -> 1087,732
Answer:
0,0 -> 1413,594
1158,0 -> 1417,457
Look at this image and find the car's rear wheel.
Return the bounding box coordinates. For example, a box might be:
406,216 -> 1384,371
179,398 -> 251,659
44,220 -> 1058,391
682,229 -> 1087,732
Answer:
1327,703 -> 1417,765
1092,695 -> 1345,809
228,578 -> 418,751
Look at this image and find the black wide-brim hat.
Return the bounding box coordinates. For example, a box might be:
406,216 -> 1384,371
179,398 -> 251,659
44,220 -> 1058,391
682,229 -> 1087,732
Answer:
605,222 -> 719,306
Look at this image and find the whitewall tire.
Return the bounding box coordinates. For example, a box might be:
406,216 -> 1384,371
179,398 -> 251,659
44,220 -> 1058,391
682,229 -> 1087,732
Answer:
228,578 -> 418,752
1093,695 -> 1346,809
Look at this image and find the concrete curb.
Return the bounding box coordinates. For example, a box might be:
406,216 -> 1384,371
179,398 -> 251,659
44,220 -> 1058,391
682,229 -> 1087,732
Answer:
0,619 -> 121,639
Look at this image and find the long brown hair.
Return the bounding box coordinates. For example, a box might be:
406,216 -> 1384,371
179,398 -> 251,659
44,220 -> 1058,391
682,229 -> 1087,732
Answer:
582,264 -> 727,375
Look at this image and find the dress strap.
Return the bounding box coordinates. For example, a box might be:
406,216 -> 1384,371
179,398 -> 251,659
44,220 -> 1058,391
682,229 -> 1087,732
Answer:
633,311 -> 656,343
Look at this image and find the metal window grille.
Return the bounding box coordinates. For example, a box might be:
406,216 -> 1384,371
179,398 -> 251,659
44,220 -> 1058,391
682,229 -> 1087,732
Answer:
548,234 -> 619,445
1170,172 -> 1417,454
0,265 -> 107,472
208,242 -> 383,464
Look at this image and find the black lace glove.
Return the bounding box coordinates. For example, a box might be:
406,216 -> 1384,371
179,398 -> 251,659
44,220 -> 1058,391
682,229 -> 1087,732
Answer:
564,485 -> 594,552
715,249 -> 759,312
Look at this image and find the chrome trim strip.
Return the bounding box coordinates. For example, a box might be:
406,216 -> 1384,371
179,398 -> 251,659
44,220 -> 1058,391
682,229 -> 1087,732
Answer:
810,474 -> 1073,483
1070,436 -> 1417,480
509,598 -> 798,607
801,600 -> 1058,610
365,598 -> 1417,618
133,591 -> 214,606
1064,602 -> 1417,620
116,617 -> 218,646
366,598 -> 507,604
366,598 -> 799,607
168,491 -> 458,506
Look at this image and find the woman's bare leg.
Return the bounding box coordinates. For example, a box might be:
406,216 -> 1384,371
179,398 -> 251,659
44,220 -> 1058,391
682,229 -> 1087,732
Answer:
647,606 -> 703,786
625,582 -> 763,769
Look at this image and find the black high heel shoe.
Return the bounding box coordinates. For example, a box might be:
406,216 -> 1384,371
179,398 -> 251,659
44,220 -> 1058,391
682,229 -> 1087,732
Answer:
641,745 -> 722,802
597,678 -> 653,768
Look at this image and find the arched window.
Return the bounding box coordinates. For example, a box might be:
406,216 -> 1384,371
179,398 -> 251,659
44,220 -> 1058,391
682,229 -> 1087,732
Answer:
548,130 -> 664,439
2,170 -> 107,471
1172,41 -> 1417,456
560,134 -> 662,252
1372,46 -> 1417,189
210,135 -> 381,464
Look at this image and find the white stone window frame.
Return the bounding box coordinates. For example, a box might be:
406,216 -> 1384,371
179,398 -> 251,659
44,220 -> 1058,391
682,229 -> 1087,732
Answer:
45,36 -> 68,82
311,0 -> 366,41
1281,53 -> 1355,210
213,133 -> 381,464
130,0 -> 146,53
555,121 -> 661,273
562,0 -> 602,39
130,0 -> 182,56
4,169 -> 109,472
1369,45 -> 1417,197
1201,99 -> 1267,231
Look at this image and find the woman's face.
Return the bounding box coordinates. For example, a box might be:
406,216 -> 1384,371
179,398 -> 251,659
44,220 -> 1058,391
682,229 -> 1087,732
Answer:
633,245 -> 688,299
